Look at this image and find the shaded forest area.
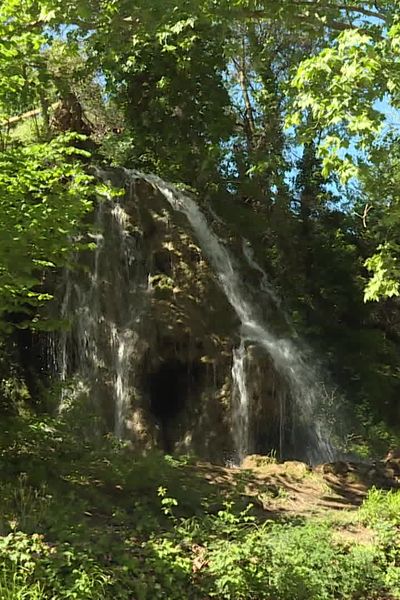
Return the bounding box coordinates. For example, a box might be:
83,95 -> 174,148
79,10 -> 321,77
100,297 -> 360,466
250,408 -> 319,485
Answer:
1,1 -> 400,598
2,0 -> 400,450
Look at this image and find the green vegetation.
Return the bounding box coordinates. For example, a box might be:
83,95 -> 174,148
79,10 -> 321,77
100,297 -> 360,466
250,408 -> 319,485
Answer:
0,136 -> 94,326
0,415 -> 399,600
1,0 -> 400,597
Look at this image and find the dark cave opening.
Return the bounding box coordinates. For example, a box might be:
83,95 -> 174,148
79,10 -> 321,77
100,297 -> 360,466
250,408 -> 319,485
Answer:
147,359 -> 203,452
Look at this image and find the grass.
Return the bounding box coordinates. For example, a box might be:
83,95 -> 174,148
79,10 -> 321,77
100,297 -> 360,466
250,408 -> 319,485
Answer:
0,413 -> 399,599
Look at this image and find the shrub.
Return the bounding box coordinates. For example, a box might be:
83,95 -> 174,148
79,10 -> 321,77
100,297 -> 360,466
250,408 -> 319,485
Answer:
359,487 -> 400,528
204,517 -> 383,600
0,531 -> 110,600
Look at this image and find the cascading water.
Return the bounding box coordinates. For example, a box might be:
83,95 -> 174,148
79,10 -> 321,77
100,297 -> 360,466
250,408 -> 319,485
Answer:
241,238 -> 281,309
128,170 -> 335,463
231,339 -> 250,460
51,167 -> 336,463
53,194 -> 147,438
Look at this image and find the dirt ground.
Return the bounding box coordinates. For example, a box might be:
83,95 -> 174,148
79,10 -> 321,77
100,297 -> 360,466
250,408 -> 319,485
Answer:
184,454 -> 400,544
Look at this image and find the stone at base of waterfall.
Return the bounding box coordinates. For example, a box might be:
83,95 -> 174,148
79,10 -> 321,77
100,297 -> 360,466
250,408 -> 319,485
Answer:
240,454 -> 311,478
241,454 -> 277,470
317,461 -> 400,488
384,449 -> 400,476
386,457 -> 400,475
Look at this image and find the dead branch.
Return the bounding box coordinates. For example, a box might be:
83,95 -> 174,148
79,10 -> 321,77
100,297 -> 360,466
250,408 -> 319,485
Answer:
355,203 -> 373,228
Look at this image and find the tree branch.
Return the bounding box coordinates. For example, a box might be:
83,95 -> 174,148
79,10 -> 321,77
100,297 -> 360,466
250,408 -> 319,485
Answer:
291,1 -> 386,21
238,10 -> 380,36
1,103 -> 58,129
355,203 -> 373,228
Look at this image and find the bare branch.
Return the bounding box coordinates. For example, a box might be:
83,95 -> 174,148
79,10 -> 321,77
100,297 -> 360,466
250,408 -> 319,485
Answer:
234,0 -> 387,36
292,1 -> 386,21
239,10 -> 376,35
355,203 -> 373,228
1,103 -> 58,129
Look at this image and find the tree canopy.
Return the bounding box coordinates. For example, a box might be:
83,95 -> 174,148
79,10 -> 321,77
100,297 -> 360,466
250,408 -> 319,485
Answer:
1,0 -> 399,310
1,4 -> 400,594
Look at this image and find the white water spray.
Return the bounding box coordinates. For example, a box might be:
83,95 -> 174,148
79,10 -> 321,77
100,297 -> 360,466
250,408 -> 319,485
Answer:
129,170 -> 335,463
54,196 -> 145,437
231,339 -> 250,461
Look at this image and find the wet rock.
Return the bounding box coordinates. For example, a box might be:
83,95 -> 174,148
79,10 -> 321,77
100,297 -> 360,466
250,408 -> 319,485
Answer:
49,172 -> 331,463
51,174 -> 290,462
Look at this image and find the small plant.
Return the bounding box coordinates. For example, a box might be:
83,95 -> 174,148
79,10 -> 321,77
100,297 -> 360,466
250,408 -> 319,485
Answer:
359,487 -> 400,528
0,532 -> 110,600
0,476 -> 53,534
157,486 -> 178,519
0,569 -> 45,600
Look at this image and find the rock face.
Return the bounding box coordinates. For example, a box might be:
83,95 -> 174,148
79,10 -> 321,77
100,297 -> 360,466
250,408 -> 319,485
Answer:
128,179 -> 238,460
50,174 -> 239,460
49,170 -> 334,464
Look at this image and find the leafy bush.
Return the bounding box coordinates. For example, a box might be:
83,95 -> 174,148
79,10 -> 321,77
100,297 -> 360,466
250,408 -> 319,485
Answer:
0,135 -> 95,327
201,512 -> 383,600
0,531 -> 110,600
0,416 -> 399,600
359,487 -> 400,528
358,488 -> 400,597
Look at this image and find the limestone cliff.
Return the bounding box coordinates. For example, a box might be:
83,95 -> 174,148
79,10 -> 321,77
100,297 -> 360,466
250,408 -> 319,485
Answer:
49,170 -> 334,464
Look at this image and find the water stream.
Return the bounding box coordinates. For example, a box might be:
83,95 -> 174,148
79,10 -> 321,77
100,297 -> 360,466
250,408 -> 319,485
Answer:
130,170 -> 335,463
54,194 -> 146,437
52,168 -> 335,463
231,339 -> 250,460
241,238 -> 281,309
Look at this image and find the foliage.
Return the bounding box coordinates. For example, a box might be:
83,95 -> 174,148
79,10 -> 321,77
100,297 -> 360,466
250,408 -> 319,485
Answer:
0,135 -> 94,327
102,20 -> 234,186
0,0 -> 399,303
358,488 -> 400,595
286,6 -> 400,298
0,1 -> 400,594
359,487 -> 400,528
0,531 -> 110,600
0,415 -> 399,599
0,0 -> 47,120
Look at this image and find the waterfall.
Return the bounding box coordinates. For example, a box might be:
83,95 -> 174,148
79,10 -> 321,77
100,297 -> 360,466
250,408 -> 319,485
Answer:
53,194 -> 146,438
54,203 -> 106,413
241,238 -> 281,309
129,170 -> 335,463
231,338 -> 250,461
51,167 -> 336,463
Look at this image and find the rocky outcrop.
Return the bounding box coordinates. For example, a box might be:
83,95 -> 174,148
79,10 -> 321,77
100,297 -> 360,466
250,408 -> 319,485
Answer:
49,171 -> 331,463
125,178 -> 238,460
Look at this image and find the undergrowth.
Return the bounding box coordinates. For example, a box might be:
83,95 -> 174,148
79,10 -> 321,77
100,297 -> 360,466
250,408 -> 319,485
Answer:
0,414 -> 399,599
